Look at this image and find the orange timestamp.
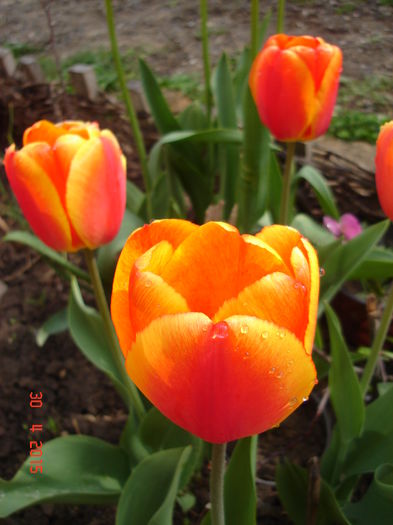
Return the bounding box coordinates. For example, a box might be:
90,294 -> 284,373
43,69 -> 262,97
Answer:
28,391 -> 44,474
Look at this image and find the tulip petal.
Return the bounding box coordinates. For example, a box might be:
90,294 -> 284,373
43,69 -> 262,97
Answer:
214,272 -> 309,343
300,237 -> 320,355
111,221 -> 197,356
256,225 -> 302,270
4,144 -> 75,251
23,120 -> 65,147
66,135 -> 126,248
376,122 -> 393,220
126,313 -> 316,443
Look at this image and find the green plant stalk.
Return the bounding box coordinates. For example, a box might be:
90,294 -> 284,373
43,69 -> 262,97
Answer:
251,0 -> 259,59
200,0 -> 212,126
277,0 -> 286,33
84,249 -> 145,420
360,281 -> 393,396
279,141 -> 296,225
210,442 -> 227,525
104,0 -> 152,221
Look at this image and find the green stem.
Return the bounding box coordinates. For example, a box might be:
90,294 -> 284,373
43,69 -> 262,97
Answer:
360,282 -> 393,396
104,0 -> 152,221
84,250 -> 145,420
277,0 -> 286,33
200,0 -> 212,125
251,0 -> 259,59
210,443 -> 226,525
279,141 -> 296,225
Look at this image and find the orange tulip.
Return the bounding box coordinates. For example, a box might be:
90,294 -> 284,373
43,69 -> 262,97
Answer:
4,120 -> 126,252
249,34 -> 342,142
111,219 -> 319,443
376,121 -> 393,221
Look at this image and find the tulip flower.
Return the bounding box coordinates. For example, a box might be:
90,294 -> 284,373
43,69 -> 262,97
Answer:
249,34 -> 343,142
4,120 -> 126,252
376,121 -> 393,221
111,219 -> 319,443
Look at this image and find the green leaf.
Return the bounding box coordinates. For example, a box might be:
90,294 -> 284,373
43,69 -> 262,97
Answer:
3,230 -> 89,281
343,464 -> 393,524
36,308 -> 68,347
364,381 -> 393,435
326,304 -> 365,443
276,461 -> 349,525
139,59 -> 180,135
349,247 -> 393,281
213,53 -> 240,220
291,213 -> 336,247
126,180 -> 146,217
0,435 -> 129,518
67,277 -> 128,403
294,166 -> 339,219
224,436 -> 257,525
97,209 -> 144,285
116,447 -> 191,525
138,407 -> 203,489
319,220 -> 389,312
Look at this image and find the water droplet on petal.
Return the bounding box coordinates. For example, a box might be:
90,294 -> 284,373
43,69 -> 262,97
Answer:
268,367 -> 276,375
319,267 -> 326,277
288,397 -> 298,407
262,331 -> 269,340
302,396 -> 309,402
145,279 -> 152,288
243,351 -> 250,360
240,324 -> 249,334
279,330 -> 285,339
276,370 -> 283,379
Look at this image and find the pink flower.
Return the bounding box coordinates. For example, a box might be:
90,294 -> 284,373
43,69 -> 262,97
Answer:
323,214 -> 362,240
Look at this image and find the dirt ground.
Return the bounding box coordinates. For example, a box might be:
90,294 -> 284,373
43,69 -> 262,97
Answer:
1,0 -> 393,79
0,1 -> 392,524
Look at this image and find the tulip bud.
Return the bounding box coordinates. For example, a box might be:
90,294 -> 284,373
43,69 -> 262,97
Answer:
111,219 -> 319,443
376,121 -> 393,221
249,34 -> 342,142
4,120 -> 126,252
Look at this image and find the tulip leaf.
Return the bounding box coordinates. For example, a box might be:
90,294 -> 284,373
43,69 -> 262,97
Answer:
36,307 -> 68,347
116,447 -> 191,525
349,246 -> 393,281
97,209 -> 144,285
67,277 -> 128,404
126,180 -> 146,217
224,435 -> 257,525
138,407 -> 203,489
343,464 -> 393,524
291,213 -> 335,247
212,52 -> 240,219
319,220 -> 390,312
276,460 -> 350,525
294,165 -> 339,219
325,304 -> 365,444
0,435 -> 129,518
3,230 -> 89,281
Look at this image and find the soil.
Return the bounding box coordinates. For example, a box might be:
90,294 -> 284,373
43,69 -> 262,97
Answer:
0,1 -> 391,524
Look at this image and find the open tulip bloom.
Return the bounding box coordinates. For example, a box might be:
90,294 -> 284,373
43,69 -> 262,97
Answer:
111,219 -> 319,444
4,119 -> 126,252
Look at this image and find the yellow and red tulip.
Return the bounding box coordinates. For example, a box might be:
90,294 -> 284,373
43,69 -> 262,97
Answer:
111,219 -> 319,443
376,121 -> 393,221
249,34 -> 342,142
4,120 -> 126,252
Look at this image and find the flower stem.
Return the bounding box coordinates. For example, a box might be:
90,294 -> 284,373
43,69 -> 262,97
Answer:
277,0 -> 286,33
251,0 -> 259,59
104,0 -> 152,221
360,282 -> 393,396
279,141 -> 296,225
210,443 -> 227,525
84,250 -> 145,420
200,0 -> 212,126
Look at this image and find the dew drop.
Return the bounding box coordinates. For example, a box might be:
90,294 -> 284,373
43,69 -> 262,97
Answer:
276,370 -> 283,379
279,330 -> 285,339
240,324 -> 249,334
288,397 -> 298,407
202,326 -> 208,332
319,267 -> 326,277
262,331 -> 269,340
243,351 -> 250,360
302,396 -> 309,403
145,279 -> 152,288
314,378 -> 319,385
268,366 -> 276,375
